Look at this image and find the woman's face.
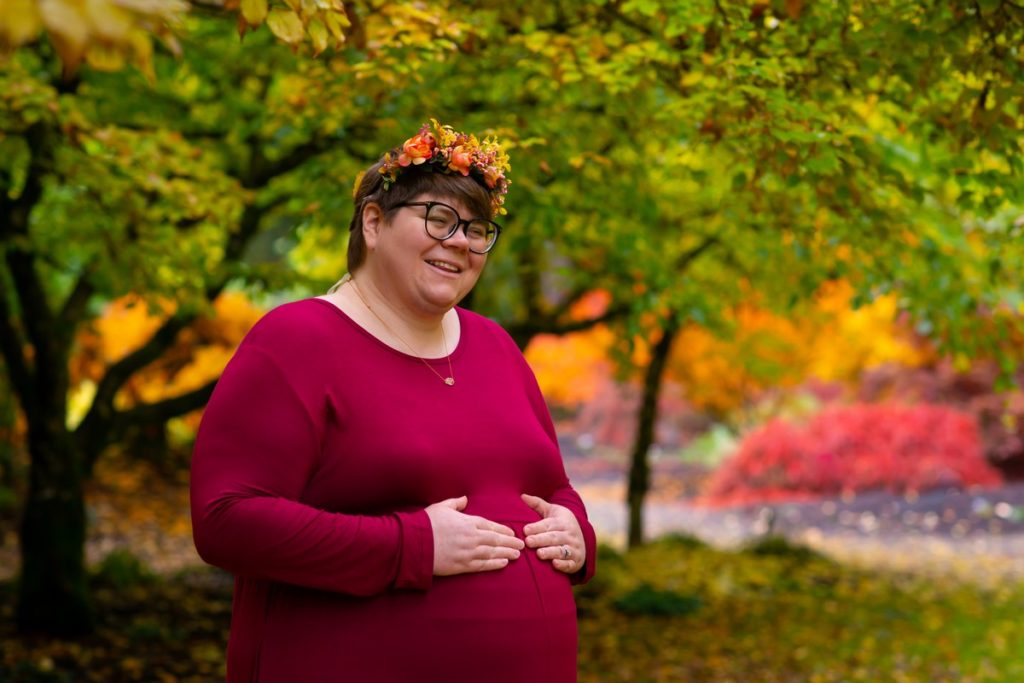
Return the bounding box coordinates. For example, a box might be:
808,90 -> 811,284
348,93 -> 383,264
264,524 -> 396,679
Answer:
362,193 -> 488,318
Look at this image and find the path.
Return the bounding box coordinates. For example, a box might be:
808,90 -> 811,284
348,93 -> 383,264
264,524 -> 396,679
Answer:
574,465 -> 1024,585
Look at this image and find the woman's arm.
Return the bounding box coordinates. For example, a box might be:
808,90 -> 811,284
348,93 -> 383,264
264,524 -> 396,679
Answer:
190,344 -> 435,596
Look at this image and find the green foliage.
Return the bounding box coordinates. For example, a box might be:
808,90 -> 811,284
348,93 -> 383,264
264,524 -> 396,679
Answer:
91,549 -> 156,589
613,583 -> 704,617
658,532 -> 710,551
7,663 -> 72,683
742,535 -> 828,563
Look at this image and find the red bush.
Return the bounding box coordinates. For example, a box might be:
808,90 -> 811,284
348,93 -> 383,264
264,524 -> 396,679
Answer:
700,404 -> 1002,507
858,360 -> 1024,479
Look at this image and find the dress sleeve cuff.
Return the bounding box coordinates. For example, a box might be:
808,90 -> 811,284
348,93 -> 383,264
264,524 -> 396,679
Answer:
570,515 -> 597,586
392,509 -> 434,591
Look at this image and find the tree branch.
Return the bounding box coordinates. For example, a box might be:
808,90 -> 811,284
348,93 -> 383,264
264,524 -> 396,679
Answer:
56,264 -> 97,357
503,302 -> 629,351
676,234 -> 720,271
241,136 -> 334,189
0,270 -> 35,411
82,378 -> 218,469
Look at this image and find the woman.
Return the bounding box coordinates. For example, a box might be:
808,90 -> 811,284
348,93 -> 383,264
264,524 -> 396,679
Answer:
191,120 -> 597,682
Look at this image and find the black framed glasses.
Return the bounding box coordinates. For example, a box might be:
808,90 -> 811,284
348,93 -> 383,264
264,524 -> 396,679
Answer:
398,201 -> 501,254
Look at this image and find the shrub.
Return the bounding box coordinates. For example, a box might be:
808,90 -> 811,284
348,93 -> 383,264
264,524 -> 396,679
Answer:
701,403 -> 1002,507
743,536 -> 827,563
91,549 -> 156,588
858,359 -> 1024,478
613,583 -> 703,617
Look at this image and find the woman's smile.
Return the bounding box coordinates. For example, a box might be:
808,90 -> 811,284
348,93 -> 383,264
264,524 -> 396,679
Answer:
424,258 -> 463,275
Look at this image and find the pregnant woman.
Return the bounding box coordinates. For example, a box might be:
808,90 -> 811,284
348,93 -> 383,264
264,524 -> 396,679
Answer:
190,120 -> 597,682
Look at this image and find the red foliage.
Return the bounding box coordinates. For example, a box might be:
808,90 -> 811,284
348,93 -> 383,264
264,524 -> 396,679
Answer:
700,404 -> 1002,507
858,360 -> 1024,478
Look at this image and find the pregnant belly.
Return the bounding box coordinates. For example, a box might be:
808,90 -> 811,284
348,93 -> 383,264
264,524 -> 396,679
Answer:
256,518 -> 578,683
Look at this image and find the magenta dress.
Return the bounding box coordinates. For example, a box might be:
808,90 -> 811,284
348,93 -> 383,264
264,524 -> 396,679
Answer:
190,299 -> 597,682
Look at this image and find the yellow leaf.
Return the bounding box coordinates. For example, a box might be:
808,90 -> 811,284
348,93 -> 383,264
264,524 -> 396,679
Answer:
240,0 -> 267,27
330,4 -> 350,26
324,11 -> 347,45
83,0 -> 134,42
308,17 -> 327,56
85,42 -> 126,72
129,29 -> 155,82
266,7 -> 304,44
0,0 -> 43,46
38,0 -> 89,55
681,70 -> 702,87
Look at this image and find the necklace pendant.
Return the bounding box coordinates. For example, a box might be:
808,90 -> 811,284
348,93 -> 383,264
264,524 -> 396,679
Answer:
444,377 -> 455,386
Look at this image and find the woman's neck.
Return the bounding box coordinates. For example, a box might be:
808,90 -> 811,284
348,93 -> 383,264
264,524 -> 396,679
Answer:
341,275 -> 458,358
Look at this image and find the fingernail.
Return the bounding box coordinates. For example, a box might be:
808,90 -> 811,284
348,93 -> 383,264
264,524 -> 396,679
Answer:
512,550 -> 520,559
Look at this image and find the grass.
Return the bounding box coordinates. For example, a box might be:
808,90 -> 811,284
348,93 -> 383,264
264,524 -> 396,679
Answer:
2,539 -> 1023,682
577,537 -> 1024,682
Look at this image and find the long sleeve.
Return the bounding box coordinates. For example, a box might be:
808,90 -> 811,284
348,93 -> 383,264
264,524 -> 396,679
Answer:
190,343 -> 434,595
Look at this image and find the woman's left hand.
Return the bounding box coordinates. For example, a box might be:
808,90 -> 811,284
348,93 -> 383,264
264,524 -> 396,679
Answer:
521,493 -> 586,574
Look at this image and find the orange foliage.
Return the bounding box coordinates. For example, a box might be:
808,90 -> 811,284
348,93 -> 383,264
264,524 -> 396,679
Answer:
525,290 -> 615,406
668,281 -> 930,414
69,293 -> 264,425
525,281 -> 930,414
526,327 -> 615,406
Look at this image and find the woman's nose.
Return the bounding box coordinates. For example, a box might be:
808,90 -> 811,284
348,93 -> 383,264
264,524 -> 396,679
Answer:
443,223 -> 471,249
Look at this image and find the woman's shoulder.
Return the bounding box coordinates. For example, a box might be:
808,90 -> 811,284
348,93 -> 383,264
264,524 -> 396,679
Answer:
459,307 -> 514,343
242,298 -> 346,356
458,307 -> 525,360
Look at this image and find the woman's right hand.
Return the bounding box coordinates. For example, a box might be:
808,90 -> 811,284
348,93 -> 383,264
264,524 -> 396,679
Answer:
425,496 -> 524,576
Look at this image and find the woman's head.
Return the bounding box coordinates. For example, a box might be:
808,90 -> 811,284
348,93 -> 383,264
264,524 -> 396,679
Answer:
347,162 -> 494,273
346,120 -> 511,274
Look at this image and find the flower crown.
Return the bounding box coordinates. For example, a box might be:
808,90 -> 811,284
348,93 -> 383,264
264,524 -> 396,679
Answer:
379,119 -> 511,215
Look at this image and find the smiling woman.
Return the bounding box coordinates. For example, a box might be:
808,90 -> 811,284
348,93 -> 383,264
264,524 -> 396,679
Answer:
190,121 -> 597,682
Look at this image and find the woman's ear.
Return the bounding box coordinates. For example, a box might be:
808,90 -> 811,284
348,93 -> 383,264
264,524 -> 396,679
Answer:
362,202 -> 384,250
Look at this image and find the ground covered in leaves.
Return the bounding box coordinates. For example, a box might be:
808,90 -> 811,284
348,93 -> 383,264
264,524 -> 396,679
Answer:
3,536 -> 1023,682
577,537 -> 1024,682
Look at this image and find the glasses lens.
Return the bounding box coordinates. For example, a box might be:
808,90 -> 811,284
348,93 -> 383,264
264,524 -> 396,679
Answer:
424,203 -> 459,239
466,220 -> 498,253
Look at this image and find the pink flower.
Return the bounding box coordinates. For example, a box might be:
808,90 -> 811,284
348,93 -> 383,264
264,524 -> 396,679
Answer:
482,165 -> 502,189
398,131 -> 436,167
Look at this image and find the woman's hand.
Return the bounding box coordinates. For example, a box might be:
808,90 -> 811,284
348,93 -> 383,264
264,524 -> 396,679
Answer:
425,496 -> 525,576
521,494 -> 586,574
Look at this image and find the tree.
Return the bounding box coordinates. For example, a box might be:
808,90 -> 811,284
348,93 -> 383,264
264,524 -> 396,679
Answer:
418,0 -> 1024,545
0,2 -> 475,634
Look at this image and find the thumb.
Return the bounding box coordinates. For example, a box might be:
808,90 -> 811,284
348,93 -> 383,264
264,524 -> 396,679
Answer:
443,495 -> 468,511
521,493 -> 551,516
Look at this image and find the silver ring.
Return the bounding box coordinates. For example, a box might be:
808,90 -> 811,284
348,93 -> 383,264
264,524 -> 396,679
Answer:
561,545 -> 571,560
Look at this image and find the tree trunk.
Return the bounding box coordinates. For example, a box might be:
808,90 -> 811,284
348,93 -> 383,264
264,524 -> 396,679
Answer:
16,419 -> 93,635
626,319 -> 679,548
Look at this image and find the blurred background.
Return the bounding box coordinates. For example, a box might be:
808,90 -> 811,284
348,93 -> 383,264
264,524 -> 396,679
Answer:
2,0 -> 1023,681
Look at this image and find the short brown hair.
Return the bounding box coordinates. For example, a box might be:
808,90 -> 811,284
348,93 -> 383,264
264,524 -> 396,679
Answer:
346,156 -> 494,273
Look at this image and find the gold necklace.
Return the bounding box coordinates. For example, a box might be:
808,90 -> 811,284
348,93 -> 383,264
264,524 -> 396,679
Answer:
349,279 -> 456,386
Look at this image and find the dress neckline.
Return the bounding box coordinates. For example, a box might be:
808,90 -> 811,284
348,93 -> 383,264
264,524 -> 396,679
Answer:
306,297 -> 468,365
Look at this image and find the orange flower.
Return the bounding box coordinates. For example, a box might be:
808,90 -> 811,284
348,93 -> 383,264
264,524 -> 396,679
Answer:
398,131 -> 435,167
447,145 -> 473,176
